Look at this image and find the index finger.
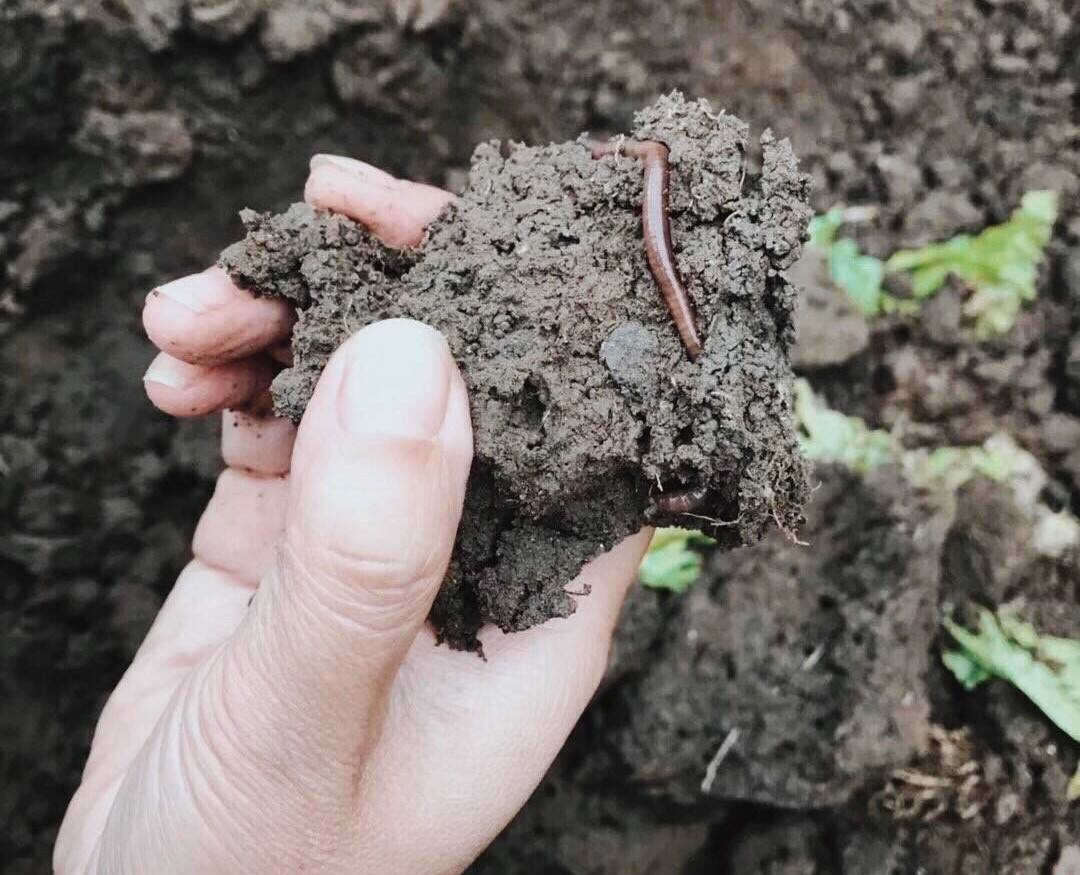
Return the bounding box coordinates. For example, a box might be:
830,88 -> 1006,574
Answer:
304,154 -> 454,248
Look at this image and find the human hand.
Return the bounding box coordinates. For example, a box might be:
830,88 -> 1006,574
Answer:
54,155 -> 652,875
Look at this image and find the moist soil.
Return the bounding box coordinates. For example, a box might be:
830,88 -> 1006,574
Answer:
4,1 -> 1080,873
219,93 -> 811,650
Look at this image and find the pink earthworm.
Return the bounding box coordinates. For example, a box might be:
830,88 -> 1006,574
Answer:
653,485 -> 709,515
586,137 -> 704,361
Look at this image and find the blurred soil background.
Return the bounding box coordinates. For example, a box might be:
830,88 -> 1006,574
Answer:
3,1 -> 1079,872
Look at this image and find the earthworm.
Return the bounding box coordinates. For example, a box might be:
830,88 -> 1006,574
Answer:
586,137 -> 704,360
653,485 -> 709,515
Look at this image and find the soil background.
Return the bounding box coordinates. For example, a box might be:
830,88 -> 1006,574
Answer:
3,1 -> 1079,873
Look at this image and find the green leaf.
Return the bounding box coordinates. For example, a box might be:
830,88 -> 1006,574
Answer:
1019,189 -> 1058,225
911,262 -> 952,298
829,239 -> 885,316
942,649 -> 992,690
807,207 -> 886,316
917,440 -> 1018,490
886,190 -> 1057,335
879,295 -> 921,316
943,608 -> 1080,743
807,207 -> 845,249
807,191 -> 1056,334
794,379 -> 895,472
639,527 -> 716,593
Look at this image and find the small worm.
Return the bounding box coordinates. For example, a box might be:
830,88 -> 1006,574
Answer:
653,485 -> 709,515
586,137 -> 704,361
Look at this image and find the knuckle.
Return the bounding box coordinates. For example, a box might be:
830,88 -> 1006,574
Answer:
277,537 -> 438,637
318,539 -> 420,590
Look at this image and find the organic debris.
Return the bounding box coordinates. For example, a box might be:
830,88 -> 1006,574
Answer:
943,606 -> 1080,800
878,726 -> 987,823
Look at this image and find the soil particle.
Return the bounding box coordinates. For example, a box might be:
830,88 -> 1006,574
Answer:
836,826 -> 907,875
471,777 -> 709,875
942,478 -> 1034,606
9,203 -> 82,293
331,25 -> 449,120
261,4 -> 338,62
599,321 -> 662,397
391,0 -> 461,33
75,108 -> 193,187
187,0 -> 265,41
221,93 -> 812,650
123,0 -> 185,52
725,815 -> 824,875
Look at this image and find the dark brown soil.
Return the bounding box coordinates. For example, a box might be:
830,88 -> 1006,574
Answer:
606,464 -> 951,810
4,0 -> 1080,872
473,463 -> 1080,874
220,93 -> 811,649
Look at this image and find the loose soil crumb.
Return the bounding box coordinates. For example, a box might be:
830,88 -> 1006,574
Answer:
221,93 -> 811,650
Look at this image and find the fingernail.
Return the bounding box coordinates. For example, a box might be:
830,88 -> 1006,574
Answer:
337,319 -> 451,439
143,355 -> 196,389
311,154 -> 365,174
151,272 -> 223,314
310,154 -> 395,185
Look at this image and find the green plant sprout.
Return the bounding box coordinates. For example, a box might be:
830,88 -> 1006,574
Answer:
639,527 -> 716,592
943,606 -> 1080,801
807,191 -> 1058,336
794,380 -> 1080,555
808,206 -> 892,318
642,383 -> 1080,593
798,380 -> 1003,482
794,378 -> 1015,487
794,378 -> 895,472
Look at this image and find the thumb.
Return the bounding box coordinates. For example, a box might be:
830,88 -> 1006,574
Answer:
93,319 -> 473,875
239,317 -> 473,752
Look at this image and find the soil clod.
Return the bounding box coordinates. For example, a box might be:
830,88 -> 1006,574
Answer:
220,93 -> 812,650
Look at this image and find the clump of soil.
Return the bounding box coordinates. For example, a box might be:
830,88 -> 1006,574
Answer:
601,463 -> 953,809
220,93 -> 812,650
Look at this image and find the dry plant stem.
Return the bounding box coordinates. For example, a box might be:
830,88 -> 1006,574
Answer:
586,137 -> 705,361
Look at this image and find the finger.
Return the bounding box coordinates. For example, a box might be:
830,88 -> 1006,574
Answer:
56,413 -> 294,873
192,468 -> 289,585
86,416 -> 293,761
143,267 -> 294,366
304,154 -> 453,247
143,352 -> 277,417
222,410 -> 296,475
267,340 -> 293,366
238,318 -> 472,741
352,531 -> 652,871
